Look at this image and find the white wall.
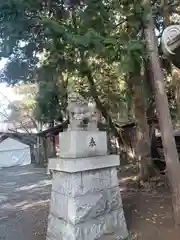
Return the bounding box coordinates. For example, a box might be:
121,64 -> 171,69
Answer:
0,138 -> 31,168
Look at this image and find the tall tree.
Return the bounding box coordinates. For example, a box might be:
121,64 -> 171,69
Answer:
0,0 -> 167,180
142,0 -> 180,225
128,65 -> 152,181
120,2 -> 153,180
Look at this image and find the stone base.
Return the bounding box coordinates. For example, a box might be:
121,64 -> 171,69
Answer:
47,208 -> 127,240
47,167 -> 128,240
48,155 -> 120,173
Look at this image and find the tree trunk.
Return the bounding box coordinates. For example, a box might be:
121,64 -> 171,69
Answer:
49,121 -> 56,157
143,0 -> 180,225
161,0 -> 170,26
43,137 -> 48,165
161,0 -> 180,128
172,68 -> 180,127
128,73 -> 152,181
80,62 -> 121,141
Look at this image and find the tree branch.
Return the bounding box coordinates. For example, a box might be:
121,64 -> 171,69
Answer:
80,61 -> 121,140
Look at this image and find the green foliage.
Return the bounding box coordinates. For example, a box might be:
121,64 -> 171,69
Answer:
5,84 -> 38,130
35,64 -> 67,123
0,0 -> 135,124
0,0 -> 178,126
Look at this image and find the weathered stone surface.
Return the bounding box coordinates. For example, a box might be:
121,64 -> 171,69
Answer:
52,171 -> 83,196
47,213 -> 75,240
81,168 -> 119,195
59,131 -> 107,158
46,233 -> 61,240
47,208 -> 128,240
67,93 -> 99,132
50,187 -> 122,224
50,191 -> 68,221
47,218 -> 65,240
47,124 -> 128,240
52,167 -> 119,197
68,187 -> 122,224
48,155 -> 120,173
110,167 -> 119,186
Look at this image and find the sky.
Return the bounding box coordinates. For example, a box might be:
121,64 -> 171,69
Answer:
0,58 -> 19,122
0,58 -> 17,102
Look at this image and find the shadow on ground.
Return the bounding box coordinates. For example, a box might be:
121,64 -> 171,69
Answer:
1,164 -> 180,240
120,167 -> 180,240
0,165 -> 51,240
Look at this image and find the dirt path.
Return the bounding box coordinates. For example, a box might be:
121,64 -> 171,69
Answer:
119,166 -> 180,240
0,164 -> 179,240
0,165 -> 51,240
123,191 -> 180,239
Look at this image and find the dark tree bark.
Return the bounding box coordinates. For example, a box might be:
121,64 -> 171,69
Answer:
143,0 -> 180,225
128,63 -> 152,181
128,75 -> 152,180
172,68 -> 180,127
161,0 -> 180,128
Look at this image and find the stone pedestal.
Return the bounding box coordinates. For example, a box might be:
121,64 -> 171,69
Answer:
59,131 -> 107,158
47,131 -> 128,240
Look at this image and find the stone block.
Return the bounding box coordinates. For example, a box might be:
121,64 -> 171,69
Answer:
110,167 -> 119,187
82,168 -> 113,194
48,155 -> 120,173
46,233 -> 58,240
47,213 -> 75,240
47,218 -> 65,239
50,191 -> 68,221
47,208 -> 128,240
68,187 -> 122,224
50,187 -> 122,224
51,167 -> 119,197
59,131 -> 107,158
52,171 -> 83,197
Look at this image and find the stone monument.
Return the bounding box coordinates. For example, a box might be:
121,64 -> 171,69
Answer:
46,93 -> 128,240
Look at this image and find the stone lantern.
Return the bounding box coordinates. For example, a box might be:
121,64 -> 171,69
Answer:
46,93 -> 128,240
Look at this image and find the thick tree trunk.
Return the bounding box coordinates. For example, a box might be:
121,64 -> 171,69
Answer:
128,73 -> 152,181
161,0 -> 180,127
143,0 -> 180,225
161,0 -> 170,26
172,68 -> 180,127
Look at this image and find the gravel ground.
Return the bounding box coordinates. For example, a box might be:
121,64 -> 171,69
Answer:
0,165 -> 51,240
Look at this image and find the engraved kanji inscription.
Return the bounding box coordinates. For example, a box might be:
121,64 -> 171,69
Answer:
89,137 -> 96,147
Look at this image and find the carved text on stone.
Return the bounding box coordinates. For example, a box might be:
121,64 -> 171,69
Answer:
89,137 -> 96,147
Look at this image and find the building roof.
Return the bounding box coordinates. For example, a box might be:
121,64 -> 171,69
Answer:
0,132 -> 37,146
37,117 -> 159,138
37,121 -> 68,137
